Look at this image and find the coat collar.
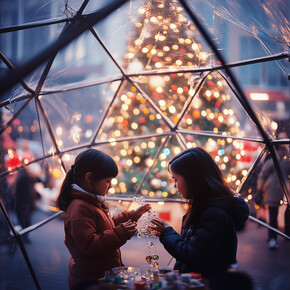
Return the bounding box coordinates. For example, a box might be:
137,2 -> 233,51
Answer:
71,183 -> 106,202
70,190 -> 108,209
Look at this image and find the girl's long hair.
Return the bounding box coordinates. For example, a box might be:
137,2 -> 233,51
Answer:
56,149 -> 118,211
169,147 -> 233,228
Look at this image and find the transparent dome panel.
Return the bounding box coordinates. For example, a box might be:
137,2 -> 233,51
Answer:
0,0 -> 84,25
22,64 -> 49,93
140,134 -> 184,200
82,1 -> 114,14
0,156 -> 64,231
180,133 -> 264,191
178,71 -> 261,138
94,137 -> 164,197
0,61 -> 47,98
0,82 -> 27,108
188,0 -> 289,70
239,144 -> 289,218
36,156 -> 66,212
40,83 -> 118,150
95,80 -> 170,142
94,0 -> 212,75
0,98 -> 56,172
44,30 -> 122,90
0,23 -> 62,67
238,150 -> 266,216
237,58 -> 289,138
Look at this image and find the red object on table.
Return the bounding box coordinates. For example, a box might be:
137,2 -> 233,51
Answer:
158,212 -> 171,221
134,281 -> 146,290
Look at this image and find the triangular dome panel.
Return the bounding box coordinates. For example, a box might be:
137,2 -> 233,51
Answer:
1,98 -> 56,170
40,82 -> 119,150
95,80 -> 170,142
93,0 -> 212,75
239,146 -> 288,216
44,30 -> 122,91
179,71 -> 262,139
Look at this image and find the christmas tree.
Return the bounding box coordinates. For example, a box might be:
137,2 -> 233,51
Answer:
97,0 -> 252,199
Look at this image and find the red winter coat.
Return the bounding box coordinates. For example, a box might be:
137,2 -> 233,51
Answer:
64,191 -> 138,289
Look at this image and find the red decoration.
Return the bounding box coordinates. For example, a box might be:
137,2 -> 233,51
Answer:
243,141 -> 258,151
215,101 -> 221,108
192,111 -> 200,119
122,120 -> 129,126
146,256 -> 152,264
159,212 -> 171,221
139,117 -> 146,124
240,155 -> 252,163
5,156 -> 21,168
12,118 -> 21,126
85,114 -> 93,123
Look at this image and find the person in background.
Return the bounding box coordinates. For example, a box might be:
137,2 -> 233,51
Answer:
257,133 -> 289,249
148,147 -> 249,288
56,149 -> 150,290
14,163 -> 43,242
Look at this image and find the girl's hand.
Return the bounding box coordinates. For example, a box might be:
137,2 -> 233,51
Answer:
134,203 -> 151,220
148,217 -> 170,236
122,220 -> 137,238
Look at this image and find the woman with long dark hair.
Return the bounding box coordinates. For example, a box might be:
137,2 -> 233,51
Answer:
56,149 -> 150,290
149,147 -> 249,283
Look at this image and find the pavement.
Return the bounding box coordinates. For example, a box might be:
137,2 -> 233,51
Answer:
0,209 -> 290,290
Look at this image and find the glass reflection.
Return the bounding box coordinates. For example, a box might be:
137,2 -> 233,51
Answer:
40,83 -> 118,149
0,98 -> 55,174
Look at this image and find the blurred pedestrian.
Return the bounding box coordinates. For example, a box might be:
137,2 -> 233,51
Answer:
257,138 -> 289,249
14,163 -> 42,242
149,147 -> 249,283
56,149 -> 150,290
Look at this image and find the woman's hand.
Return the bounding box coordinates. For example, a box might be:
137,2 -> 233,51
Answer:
134,203 -> 151,220
148,217 -> 170,236
122,219 -> 137,238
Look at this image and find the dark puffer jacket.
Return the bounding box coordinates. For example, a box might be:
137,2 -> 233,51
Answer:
159,195 -> 249,279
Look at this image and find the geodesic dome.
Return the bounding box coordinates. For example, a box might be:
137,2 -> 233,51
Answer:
0,0 -> 289,288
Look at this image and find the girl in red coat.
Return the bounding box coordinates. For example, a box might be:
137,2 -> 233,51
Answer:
56,149 -> 150,290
